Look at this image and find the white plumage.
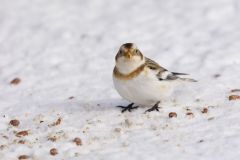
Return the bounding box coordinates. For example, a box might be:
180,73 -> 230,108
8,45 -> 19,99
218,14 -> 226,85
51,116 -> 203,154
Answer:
113,65 -> 177,106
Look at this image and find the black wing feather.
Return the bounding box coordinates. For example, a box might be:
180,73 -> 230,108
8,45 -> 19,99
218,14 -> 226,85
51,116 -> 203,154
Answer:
172,72 -> 189,75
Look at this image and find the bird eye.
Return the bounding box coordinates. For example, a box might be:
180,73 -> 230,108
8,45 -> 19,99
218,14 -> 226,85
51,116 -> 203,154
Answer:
135,49 -> 138,54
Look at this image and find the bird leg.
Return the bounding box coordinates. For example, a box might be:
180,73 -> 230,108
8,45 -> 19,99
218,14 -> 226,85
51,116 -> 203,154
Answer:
144,101 -> 161,113
116,103 -> 139,113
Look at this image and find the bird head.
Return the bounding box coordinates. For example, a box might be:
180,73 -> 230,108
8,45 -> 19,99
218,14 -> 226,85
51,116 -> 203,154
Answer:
115,43 -> 145,73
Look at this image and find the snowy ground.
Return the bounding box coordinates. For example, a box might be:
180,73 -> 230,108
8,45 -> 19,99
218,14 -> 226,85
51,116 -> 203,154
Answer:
1,0 -> 240,159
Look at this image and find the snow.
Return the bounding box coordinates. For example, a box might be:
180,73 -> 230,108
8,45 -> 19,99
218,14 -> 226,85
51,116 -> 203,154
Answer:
0,0 -> 240,159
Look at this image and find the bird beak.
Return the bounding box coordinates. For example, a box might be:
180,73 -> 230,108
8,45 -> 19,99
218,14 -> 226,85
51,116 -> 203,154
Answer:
125,51 -> 132,59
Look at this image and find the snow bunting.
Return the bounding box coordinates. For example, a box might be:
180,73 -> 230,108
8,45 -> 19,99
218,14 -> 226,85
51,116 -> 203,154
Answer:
113,43 -> 197,113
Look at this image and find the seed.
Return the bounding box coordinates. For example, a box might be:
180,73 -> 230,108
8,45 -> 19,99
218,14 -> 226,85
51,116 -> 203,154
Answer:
10,78 -> 21,85
73,137 -> 82,146
50,148 -> 58,156
10,119 -> 20,127
169,112 -> 177,118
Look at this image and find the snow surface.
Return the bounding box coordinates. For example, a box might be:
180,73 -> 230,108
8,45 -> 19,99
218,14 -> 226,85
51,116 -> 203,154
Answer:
1,0 -> 240,159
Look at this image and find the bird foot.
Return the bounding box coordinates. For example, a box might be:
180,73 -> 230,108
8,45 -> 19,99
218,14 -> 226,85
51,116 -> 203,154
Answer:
116,103 -> 139,113
144,101 -> 161,113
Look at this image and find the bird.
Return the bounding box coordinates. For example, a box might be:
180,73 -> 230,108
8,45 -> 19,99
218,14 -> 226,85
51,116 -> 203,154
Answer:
113,43 -> 197,113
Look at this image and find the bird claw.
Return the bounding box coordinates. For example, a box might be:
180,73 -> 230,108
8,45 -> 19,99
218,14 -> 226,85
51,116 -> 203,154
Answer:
116,103 -> 139,113
144,101 -> 161,113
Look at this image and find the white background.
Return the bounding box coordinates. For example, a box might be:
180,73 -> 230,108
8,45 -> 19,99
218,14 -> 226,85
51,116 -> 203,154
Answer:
0,0 -> 240,159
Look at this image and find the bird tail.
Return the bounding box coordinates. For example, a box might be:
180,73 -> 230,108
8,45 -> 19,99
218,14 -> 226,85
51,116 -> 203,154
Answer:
179,78 -> 197,82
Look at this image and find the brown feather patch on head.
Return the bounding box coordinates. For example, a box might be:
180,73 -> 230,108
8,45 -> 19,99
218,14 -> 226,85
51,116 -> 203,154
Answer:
122,43 -> 134,49
120,43 -> 137,52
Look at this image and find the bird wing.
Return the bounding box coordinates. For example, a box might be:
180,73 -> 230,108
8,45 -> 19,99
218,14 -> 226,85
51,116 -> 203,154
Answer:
145,57 -> 167,72
145,57 -> 197,82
